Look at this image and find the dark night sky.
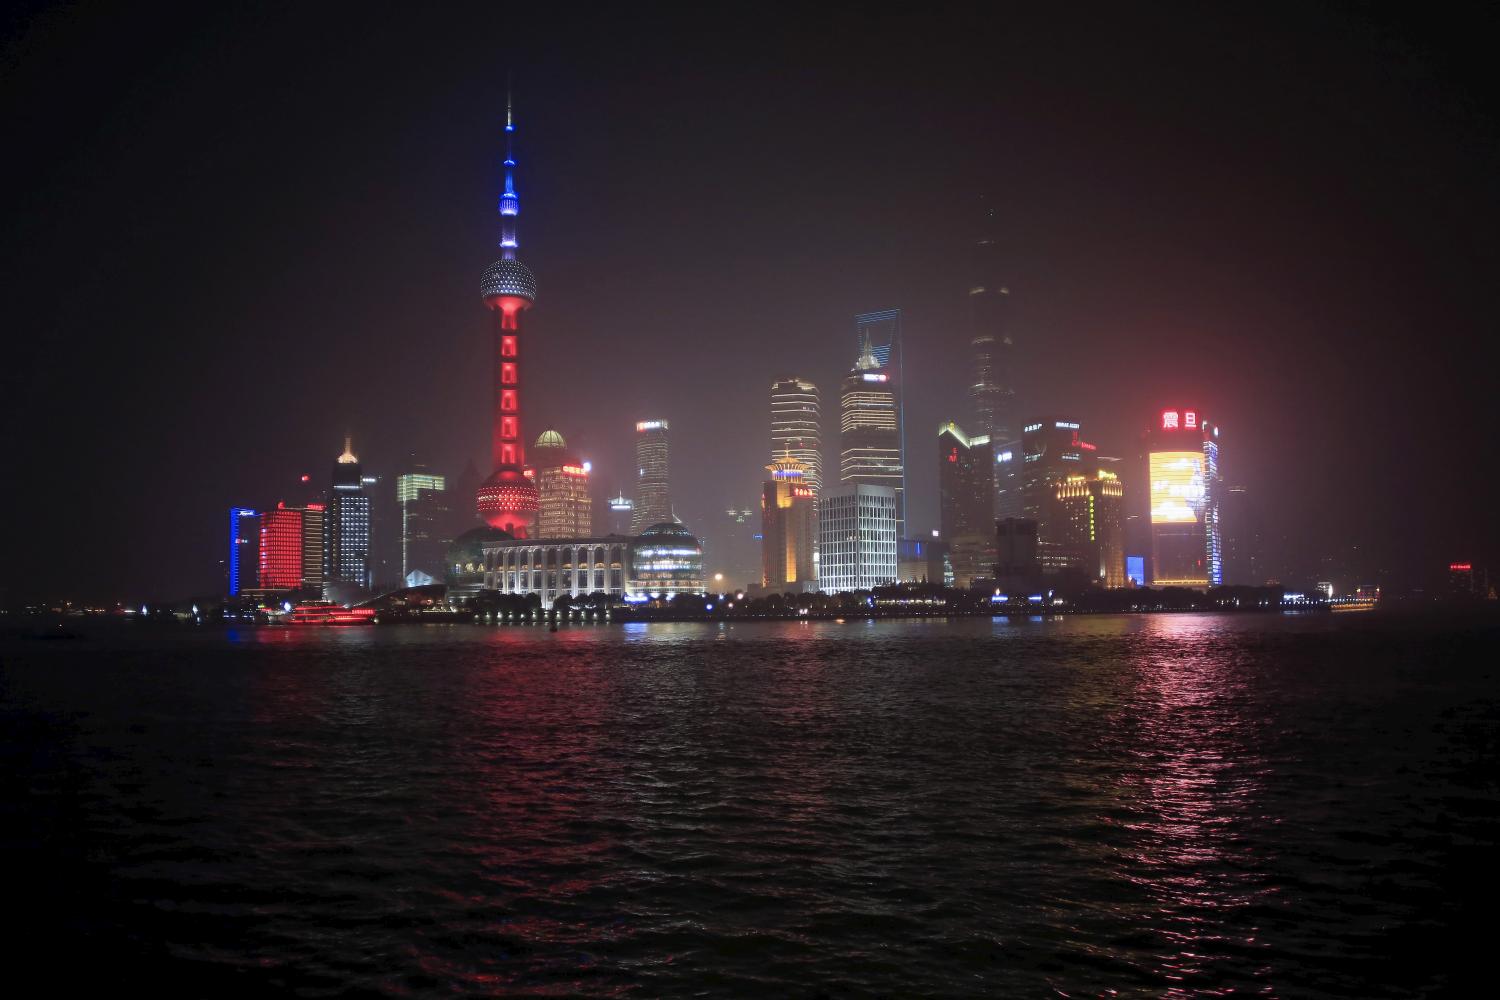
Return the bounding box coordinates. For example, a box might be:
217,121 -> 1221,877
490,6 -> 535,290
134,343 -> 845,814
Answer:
3,3 -> 1497,601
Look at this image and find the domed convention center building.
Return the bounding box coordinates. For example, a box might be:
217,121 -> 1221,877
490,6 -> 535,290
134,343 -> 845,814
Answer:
480,521 -> 704,606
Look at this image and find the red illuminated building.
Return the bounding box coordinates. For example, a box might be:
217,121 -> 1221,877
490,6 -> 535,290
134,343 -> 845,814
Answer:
475,94 -> 541,536
258,504 -> 304,590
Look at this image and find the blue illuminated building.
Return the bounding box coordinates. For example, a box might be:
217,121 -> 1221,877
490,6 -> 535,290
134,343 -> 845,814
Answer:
228,506 -> 258,596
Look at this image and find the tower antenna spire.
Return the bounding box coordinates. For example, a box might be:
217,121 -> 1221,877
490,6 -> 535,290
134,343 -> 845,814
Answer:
499,82 -> 519,261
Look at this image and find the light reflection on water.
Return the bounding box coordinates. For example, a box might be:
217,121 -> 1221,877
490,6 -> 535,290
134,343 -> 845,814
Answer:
2,613 -> 1496,996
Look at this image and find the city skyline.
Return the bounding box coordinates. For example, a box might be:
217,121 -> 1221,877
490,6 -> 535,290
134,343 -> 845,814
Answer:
3,6 -> 1497,601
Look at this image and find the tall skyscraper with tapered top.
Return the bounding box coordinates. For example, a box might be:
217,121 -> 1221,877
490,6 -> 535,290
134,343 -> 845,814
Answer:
632,420 -> 671,532
770,377 -> 821,499
475,92 -> 541,537
326,436 -> 370,591
851,310 -> 905,532
840,334 -> 903,529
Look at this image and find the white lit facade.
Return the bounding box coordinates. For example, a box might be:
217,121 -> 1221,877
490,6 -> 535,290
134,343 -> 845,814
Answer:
839,343 -> 903,525
770,377 -> 821,498
479,524 -> 704,605
817,483 -> 898,593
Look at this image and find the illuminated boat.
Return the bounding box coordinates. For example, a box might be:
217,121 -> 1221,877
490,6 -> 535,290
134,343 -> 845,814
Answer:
285,602 -> 376,626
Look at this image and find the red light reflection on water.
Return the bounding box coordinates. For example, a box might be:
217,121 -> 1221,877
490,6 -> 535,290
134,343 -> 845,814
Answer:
1101,616 -> 1276,995
238,626 -> 627,994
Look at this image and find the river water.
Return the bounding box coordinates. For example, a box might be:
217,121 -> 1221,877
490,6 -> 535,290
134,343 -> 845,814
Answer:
3,613 -> 1496,996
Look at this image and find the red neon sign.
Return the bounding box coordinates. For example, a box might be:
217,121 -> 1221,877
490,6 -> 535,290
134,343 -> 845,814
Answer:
1162,410 -> 1179,429
1185,410 -> 1198,428
1450,562 -> 1472,571
562,465 -> 588,477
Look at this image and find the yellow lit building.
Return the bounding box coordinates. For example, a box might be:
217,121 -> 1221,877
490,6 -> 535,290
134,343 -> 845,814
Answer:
1056,469 -> 1126,588
760,455 -> 817,590
532,429 -> 592,540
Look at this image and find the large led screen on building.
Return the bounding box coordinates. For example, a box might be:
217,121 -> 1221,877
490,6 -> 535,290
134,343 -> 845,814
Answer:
1150,451 -> 1205,524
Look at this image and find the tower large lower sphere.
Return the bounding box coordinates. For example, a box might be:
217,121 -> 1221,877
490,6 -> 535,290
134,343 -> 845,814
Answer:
475,263 -> 539,534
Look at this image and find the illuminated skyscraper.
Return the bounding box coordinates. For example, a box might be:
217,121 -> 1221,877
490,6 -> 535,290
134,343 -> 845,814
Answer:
1056,469 -> 1126,588
532,429 -> 593,539
325,437 -> 370,591
396,461 -> 448,582
840,335 -> 903,529
938,421 -> 996,586
258,505 -> 303,590
817,483 -> 898,593
228,507 -> 258,596
1146,407 -> 1223,588
770,377 -> 821,498
850,311 -> 905,531
760,456 -> 817,589
631,420 -> 671,531
1021,417 -> 1096,571
300,503 -> 325,592
608,493 -> 634,535
476,93 -> 541,536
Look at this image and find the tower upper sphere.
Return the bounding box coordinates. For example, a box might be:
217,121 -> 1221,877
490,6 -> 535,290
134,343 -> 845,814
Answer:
480,258 -> 537,306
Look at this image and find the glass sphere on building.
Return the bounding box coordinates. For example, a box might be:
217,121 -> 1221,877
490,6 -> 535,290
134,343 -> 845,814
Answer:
480,258 -> 537,306
476,467 -> 540,534
631,522 -> 705,598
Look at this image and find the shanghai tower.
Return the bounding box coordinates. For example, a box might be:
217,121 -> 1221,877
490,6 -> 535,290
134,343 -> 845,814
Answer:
475,93 -> 541,536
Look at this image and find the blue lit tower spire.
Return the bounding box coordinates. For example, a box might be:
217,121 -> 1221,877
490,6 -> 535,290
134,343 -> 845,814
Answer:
476,88 -> 540,536
499,91 -> 520,260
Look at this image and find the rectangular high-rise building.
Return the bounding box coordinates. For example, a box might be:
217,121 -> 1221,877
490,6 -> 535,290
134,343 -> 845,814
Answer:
840,334 -> 903,530
817,483 -> 898,593
1021,417 -> 1095,571
397,468 -> 448,582
326,438 -> 371,593
1056,469 -> 1126,588
228,507 -> 259,596
300,503 -> 325,592
631,420 -> 671,532
258,505 -> 303,590
770,377 -> 821,499
938,421 -> 996,587
1146,407 -> 1223,588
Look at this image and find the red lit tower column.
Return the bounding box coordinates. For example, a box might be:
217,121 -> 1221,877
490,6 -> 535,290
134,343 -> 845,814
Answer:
476,94 -> 540,536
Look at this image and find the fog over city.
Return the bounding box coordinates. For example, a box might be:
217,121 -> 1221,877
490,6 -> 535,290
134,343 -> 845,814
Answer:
4,4 -> 1496,600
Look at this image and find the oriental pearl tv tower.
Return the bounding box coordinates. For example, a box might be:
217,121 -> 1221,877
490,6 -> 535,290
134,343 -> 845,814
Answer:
475,93 -> 541,535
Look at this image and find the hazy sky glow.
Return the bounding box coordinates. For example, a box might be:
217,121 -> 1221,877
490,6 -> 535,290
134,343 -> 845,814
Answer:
3,4 -> 1496,600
